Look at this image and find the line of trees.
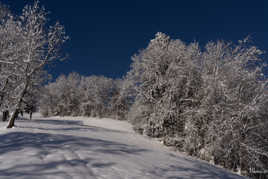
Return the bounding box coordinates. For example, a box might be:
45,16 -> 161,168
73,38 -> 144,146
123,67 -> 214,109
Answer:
125,33 -> 268,176
40,73 -> 130,120
40,33 -> 268,176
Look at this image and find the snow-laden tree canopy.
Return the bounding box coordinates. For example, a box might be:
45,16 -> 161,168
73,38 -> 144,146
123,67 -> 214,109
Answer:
0,1 -> 68,128
126,32 -> 268,175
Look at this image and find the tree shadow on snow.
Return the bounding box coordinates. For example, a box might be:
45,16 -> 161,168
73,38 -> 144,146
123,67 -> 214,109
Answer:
0,158 -> 117,178
0,119 -> 245,179
16,119 -> 129,134
0,132 -> 148,156
33,119 -> 84,126
0,131 -> 148,178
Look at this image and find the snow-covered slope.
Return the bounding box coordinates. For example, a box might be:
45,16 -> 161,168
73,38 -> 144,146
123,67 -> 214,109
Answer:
0,114 -> 246,179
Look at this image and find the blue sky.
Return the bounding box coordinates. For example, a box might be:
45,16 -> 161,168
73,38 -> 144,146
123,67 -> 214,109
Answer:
3,0 -> 268,79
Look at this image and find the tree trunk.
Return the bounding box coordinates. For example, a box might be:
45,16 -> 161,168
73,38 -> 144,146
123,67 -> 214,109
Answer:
0,78 -> 9,108
2,110 -> 9,121
6,109 -> 19,128
29,111 -> 32,120
6,77 -> 29,128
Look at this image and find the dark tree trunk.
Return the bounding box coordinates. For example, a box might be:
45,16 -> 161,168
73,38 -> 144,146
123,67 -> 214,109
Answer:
29,111 -> 32,120
2,110 -> 9,121
2,112 -> 5,121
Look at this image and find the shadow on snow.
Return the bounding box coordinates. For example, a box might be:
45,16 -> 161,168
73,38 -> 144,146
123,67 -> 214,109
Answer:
16,119 -> 129,134
0,129 -> 147,178
0,118 -> 245,179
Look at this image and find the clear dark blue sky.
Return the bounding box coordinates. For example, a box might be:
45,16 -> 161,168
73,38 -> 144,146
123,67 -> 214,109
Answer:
3,0 -> 268,79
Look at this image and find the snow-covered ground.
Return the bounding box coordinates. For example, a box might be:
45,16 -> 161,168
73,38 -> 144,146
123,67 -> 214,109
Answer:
0,114 -> 246,179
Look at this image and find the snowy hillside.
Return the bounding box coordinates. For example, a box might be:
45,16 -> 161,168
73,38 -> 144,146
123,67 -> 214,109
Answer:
0,114 -> 246,179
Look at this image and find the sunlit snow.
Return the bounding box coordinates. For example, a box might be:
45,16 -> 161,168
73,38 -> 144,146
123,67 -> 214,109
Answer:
0,114 -> 245,179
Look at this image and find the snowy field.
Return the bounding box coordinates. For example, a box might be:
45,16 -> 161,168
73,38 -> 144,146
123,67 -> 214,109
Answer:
0,114 -> 246,179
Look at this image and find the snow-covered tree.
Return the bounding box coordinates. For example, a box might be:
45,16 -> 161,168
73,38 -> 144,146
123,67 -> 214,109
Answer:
126,32 -> 268,175
78,75 -> 115,117
195,39 -> 268,173
0,5 -> 23,114
108,79 -> 132,120
126,32 -> 202,138
40,73 -> 81,117
0,1 -> 68,128
40,73 -> 123,118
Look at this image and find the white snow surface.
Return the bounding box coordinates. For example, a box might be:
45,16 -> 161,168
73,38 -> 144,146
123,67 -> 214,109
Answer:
0,114 -> 246,179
